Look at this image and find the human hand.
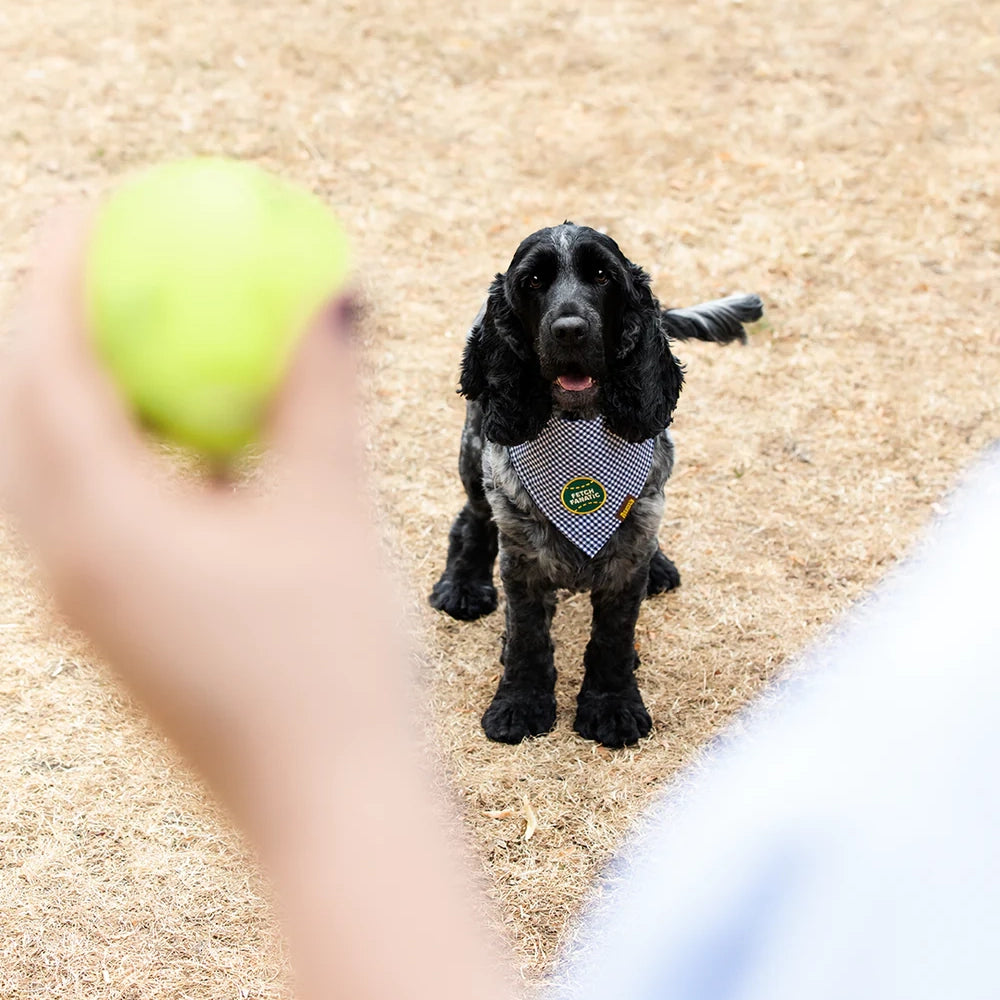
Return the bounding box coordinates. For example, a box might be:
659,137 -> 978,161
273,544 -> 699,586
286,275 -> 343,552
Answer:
0,208 -> 404,826
0,208 -> 511,1000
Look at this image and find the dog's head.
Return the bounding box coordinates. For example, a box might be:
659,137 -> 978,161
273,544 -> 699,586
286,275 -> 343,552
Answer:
459,222 -> 685,445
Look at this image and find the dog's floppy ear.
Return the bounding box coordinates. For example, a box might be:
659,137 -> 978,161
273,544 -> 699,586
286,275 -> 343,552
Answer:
602,262 -> 684,443
459,277 -> 552,446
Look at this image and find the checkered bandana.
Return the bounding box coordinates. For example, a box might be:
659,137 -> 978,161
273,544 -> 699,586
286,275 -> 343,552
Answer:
509,416 -> 656,557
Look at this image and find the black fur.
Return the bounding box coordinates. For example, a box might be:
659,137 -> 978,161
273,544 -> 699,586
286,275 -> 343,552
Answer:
430,223 -> 762,747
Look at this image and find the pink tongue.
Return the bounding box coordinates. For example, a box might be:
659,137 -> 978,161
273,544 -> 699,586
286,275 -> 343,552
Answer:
557,374 -> 594,392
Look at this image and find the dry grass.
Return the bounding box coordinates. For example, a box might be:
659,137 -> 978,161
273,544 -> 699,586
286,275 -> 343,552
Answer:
2,0 -> 999,995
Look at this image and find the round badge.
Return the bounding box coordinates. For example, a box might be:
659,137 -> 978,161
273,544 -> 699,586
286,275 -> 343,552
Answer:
560,476 -> 607,515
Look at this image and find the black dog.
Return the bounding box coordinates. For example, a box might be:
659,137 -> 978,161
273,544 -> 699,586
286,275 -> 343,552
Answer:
430,223 -> 761,747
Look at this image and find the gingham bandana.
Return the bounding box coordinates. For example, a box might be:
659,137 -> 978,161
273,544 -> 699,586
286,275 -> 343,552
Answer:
509,416 -> 655,557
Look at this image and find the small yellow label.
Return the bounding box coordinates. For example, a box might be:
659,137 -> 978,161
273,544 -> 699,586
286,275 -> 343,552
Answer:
617,495 -> 636,520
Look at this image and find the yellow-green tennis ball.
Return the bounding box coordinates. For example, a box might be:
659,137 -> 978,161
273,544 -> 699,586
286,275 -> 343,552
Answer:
85,157 -> 351,459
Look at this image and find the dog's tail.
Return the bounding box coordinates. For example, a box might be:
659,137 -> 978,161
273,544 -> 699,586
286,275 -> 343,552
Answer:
662,294 -> 763,344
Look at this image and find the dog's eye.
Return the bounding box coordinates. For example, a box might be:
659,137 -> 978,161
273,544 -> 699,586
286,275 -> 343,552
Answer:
528,274 -> 543,289
594,269 -> 609,286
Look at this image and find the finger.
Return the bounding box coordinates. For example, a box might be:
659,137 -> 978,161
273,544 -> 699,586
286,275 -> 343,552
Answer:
4,208 -> 84,366
7,205 -> 130,430
1,207 -> 95,504
264,294 -> 364,499
0,207 -> 165,543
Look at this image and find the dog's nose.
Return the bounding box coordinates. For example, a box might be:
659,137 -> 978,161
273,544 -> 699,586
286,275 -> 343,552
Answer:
551,315 -> 589,345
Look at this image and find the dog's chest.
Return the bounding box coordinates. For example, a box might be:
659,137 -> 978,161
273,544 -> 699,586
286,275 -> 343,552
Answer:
483,416 -> 660,559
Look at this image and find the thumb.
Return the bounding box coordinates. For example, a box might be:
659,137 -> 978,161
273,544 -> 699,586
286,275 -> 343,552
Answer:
264,295 -> 364,500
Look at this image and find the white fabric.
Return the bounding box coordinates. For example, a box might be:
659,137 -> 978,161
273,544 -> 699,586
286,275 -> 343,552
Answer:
552,444 -> 1000,1000
508,416 -> 655,557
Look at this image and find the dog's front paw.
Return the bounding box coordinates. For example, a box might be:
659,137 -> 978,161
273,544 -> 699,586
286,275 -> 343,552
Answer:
647,549 -> 680,596
429,574 -> 498,621
482,688 -> 557,744
574,688 -> 652,748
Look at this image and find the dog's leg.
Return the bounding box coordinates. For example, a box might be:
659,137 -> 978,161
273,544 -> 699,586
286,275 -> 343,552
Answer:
646,547 -> 681,597
429,499 -> 498,620
575,567 -> 653,747
481,570 -> 557,743
429,405 -> 499,621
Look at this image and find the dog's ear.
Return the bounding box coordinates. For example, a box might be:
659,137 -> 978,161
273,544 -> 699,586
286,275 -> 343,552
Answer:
459,277 -> 552,446
602,262 -> 684,443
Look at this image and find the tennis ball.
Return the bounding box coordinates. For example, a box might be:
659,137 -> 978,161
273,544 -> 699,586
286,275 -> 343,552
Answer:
85,157 -> 351,459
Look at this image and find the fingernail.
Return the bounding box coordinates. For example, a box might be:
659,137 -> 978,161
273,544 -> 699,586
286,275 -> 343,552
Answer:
321,293 -> 359,340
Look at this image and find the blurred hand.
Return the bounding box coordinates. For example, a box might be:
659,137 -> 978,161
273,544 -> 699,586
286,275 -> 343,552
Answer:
0,208 -> 510,1000
0,208 -> 404,827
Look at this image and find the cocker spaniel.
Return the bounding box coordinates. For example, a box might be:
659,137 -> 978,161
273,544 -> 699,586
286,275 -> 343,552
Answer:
430,223 -> 762,748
